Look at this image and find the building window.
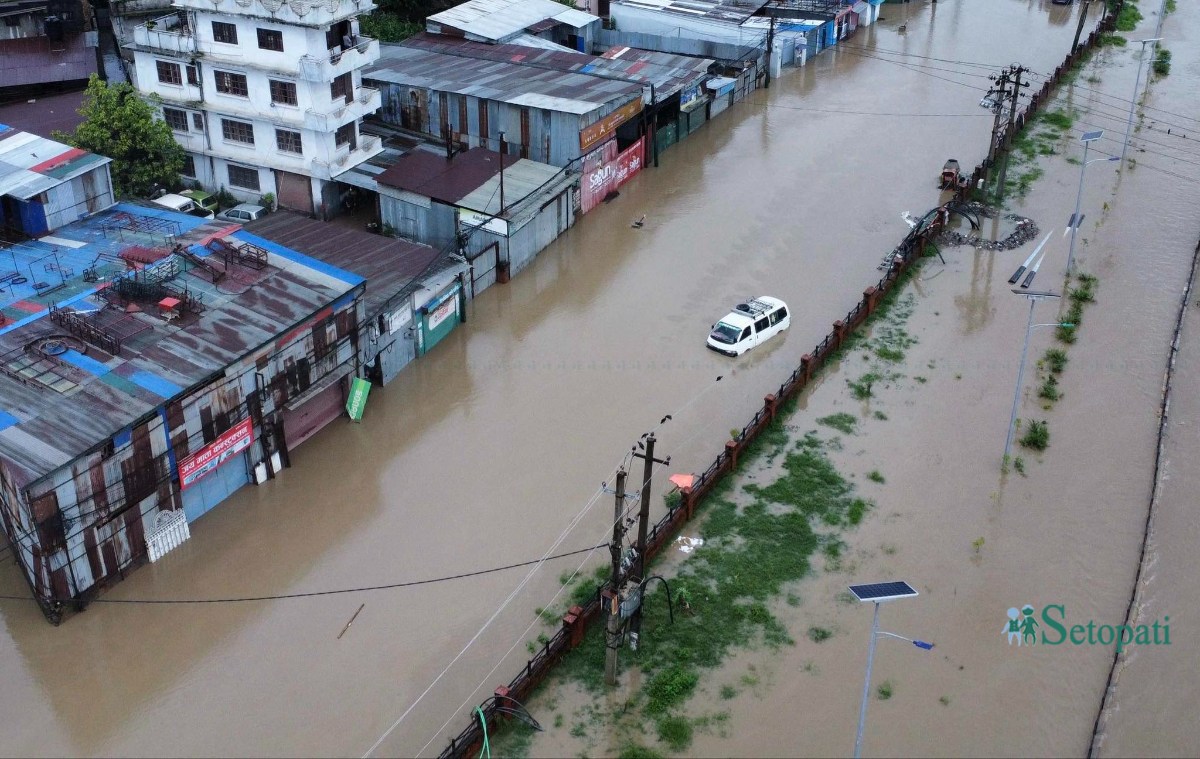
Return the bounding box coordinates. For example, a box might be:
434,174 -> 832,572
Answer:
182,155 -> 196,178
186,64 -> 199,86
269,79 -> 297,106
221,118 -> 255,145
162,107 -> 188,132
228,164 -> 260,191
156,60 -> 182,86
257,28 -> 284,51
192,112 -> 204,130
214,70 -> 249,97
212,21 -> 237,44
335,122 -> 355,148
275,129 -> 302,154
330,73 -> 351,103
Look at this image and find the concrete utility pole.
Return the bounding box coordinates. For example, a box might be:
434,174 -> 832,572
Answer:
498,130 -> 506,214
1072,0 -> 1092,53
996,65 -> 1027,198
604,468 -> 628,686
629,433 -> 667,650
988,67 -> 1011,162
765,13 -> 776,89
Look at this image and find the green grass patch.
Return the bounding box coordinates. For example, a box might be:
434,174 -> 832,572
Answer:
940,695 -> 952,706
866,470 -> 885,484
877,681 -> 894,700
849,372 -> 882,399
618,743 -> 665,759
655,715 -> 694,751
1020,420 -> 1050,452
646,666 -> 699,715
487,720 -> 536,758
873,410 -> 889,420
1114,3 -> 1143,31
817,412 -> 858,435
1041,109 -> 1073,131
1153,47 -> 1171,77
720,684 -> 738,700
1099,33 -> 1128,47
808,626 -> 833,643
1044,348 -> 1068,374
1013,457 -> 1026,476
1038,374 -> 1061,402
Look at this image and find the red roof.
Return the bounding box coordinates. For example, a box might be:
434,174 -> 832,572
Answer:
375,148 -> 505,204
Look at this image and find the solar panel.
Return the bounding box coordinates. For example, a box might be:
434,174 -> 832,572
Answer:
848,581 -> 918,603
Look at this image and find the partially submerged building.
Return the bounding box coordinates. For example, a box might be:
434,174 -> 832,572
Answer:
0,0 -> 97,100
0,202 -> 366,621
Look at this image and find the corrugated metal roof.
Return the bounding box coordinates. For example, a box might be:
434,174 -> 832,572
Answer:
368,43 -> 642,113
0,203 -> 360,487
428,0 -> 598,44
375,147 -> 503,204
0,91 -> 88,139
616,0 -> 769,24
0,34 -> 97,89
457,158 -> 563,215
244,211 -> 444,321
403,34 -> 712,100
0,125 -> 111,200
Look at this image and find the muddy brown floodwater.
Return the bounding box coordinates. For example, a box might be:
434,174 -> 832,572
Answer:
1,1 -> 1196,757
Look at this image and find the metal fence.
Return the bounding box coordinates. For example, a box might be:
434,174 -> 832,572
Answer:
437,220 -> 937,759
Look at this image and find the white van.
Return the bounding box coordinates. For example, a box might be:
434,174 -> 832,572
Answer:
152,193 -> 215,220
707,296 -> 791,357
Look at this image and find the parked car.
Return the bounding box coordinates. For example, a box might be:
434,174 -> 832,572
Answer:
152,192 -> 214,220
707,297 -> 791,357
216,203 -> 268,223
180,189 -> 218,215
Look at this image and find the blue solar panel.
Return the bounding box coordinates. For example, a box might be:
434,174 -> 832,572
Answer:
848,581 -> 918,602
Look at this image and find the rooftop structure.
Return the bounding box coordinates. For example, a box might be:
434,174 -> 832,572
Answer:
0,124 -> 115,238
426,0 -> 598,45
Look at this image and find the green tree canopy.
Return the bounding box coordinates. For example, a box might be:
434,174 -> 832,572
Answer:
54,74 -> 186,199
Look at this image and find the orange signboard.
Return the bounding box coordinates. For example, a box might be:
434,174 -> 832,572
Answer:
579,99 -> 644,151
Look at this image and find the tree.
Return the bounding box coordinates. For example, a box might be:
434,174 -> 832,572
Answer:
54,74 -> 186,199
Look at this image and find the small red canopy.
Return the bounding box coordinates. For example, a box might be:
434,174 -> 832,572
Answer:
668,473 -> 695,490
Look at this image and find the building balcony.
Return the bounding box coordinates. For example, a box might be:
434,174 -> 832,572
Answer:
174,0 -> 376,30
298,36 -> 378,82
303,86 -> 379,131
133,13 -> 196,56
312,134 -> 382,179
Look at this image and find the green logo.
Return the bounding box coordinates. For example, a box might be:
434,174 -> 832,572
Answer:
1005,604 -> 1170,653
346,377 -> 372,421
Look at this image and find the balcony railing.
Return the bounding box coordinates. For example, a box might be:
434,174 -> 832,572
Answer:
133,13 -> 195,55
298,36 -> 378,82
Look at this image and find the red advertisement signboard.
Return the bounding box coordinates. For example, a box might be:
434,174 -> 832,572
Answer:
178,418 -> 254,490
580,137 -> 645,214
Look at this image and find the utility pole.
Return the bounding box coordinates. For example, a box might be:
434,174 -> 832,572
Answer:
1072,0 -> 1092,53
604,469 -> 628,686
995,65 -> 1027,198
628,433 -> 668,650
498,130 -> 506,214
988,67 -> 1011,163
765,14 -> 776,89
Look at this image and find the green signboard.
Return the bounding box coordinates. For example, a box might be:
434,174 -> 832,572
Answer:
346,377 -> 372,421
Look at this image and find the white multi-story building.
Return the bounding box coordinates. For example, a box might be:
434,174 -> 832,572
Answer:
126,0 -> 383,216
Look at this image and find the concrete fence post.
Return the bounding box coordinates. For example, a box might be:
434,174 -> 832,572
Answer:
494,686 -> 512,723
764,393 -> 778,421
682,485 -> 695,520
800,353 -> 814,385
725,439 -> 739,469
563,605 -> 585,648
833,319 -> 847,349
863,286 -> 880,315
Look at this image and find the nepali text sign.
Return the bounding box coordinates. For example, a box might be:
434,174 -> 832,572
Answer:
346,377 -> 372,421
580,137 -> 645,214
579,99 -> 643,151
178,418 -> 254,490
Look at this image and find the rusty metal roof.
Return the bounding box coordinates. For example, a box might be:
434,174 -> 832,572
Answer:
0,203 -> 362,488
0,90 -> 88,138
368,43 -> 642,116
244,211 -> 444,321
375,147 -> 506,205
0,33 -> 97,89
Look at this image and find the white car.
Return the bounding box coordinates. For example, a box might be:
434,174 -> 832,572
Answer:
707,297 -> 791,357
216,203 -> 268,223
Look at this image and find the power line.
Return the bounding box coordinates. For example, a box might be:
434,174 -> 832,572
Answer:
0,544 -> 608,605
746,101 -> 992,117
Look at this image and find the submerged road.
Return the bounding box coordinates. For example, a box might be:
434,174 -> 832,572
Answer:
0,3 -> 1104,756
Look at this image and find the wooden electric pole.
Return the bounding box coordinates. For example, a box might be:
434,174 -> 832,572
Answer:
765,14 -> 776,89
996,65 -> 1027,198
604,468 -> 628,686
498,130 -> 506,214
1072,0 -> 1092,53
629,433 -> 668,650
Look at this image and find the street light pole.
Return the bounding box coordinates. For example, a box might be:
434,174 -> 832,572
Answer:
848,581 -> 930,759
1066,132 -> 1118,276
1004,290 -> 1063,463
1121,38 -> 1163,164
854,601 -> 881,759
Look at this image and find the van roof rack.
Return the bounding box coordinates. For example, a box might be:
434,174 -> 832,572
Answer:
735,298 -> 773,316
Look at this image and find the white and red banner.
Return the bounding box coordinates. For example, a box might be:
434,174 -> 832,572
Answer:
178,418 -> 254,490
580,137 -> 645,214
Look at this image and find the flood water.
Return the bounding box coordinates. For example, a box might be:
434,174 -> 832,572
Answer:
2,1 -> 1198,756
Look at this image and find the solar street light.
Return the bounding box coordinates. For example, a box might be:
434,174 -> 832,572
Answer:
849,581 -> 930,759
